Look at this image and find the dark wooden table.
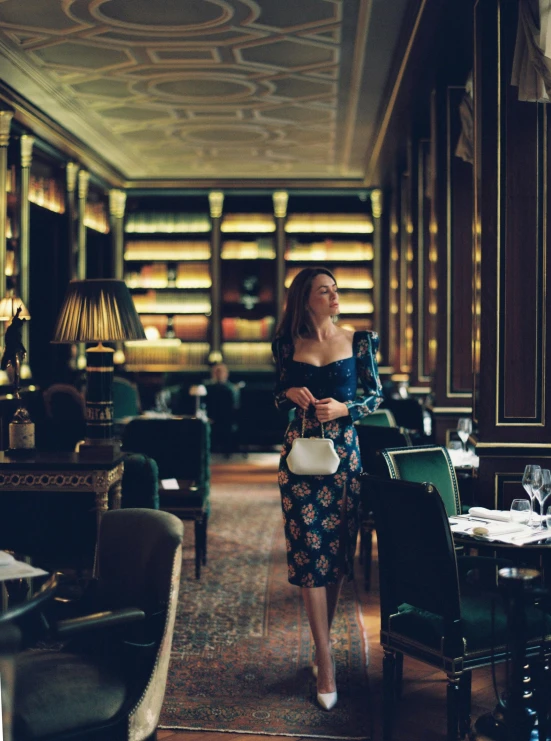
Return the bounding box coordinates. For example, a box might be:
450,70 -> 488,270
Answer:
0,451 -> 125,534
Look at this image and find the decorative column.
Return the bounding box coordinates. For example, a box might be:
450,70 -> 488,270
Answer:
0,108 -> 14,296
473,0 -> 551,508
109,189 -> 126,279
77,170 -> 89,280
273,190 -> 288,326
208,191 -> 223,362
370,189 -> 383,338
66,162 -> 79,279
19,134 -> 34,369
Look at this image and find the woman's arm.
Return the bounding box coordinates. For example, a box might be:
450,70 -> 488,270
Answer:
344,331 -> 384,422
272,338 -> 317,411
272,337 -> 295,412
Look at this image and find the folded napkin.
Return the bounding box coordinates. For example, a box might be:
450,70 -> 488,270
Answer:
468,506 -> 541,523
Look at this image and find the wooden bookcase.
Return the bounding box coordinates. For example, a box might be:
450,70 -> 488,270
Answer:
122,194 -> 374,374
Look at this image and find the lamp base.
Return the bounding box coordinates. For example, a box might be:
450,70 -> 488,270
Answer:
77,438 -> 122,461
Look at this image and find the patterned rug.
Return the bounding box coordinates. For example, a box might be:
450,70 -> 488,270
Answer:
159,482 -> 372,739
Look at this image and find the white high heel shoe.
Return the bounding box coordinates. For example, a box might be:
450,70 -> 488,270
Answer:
316,657 -> 337,711
317,689 -> 338,711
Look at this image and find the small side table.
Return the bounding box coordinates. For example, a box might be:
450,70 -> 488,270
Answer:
0,451 -> 125,537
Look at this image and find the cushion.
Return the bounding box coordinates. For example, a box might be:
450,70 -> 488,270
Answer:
15,651 -> 128,739
388,592 -> 551,655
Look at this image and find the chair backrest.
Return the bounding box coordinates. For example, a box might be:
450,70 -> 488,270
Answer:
43,384 -> 85,421
122,416 -> 210,489
95,508 -> 184,738
121,453 -> 159,509
0,622 -> 20,741
379,444 -> 461,516
366,475 -> 461,622
356,425 -> 412,475
357,408 -> 397,427
384,398 -> 426,430
112,376 -> 141,419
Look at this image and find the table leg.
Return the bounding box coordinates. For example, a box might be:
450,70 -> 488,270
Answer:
112,480 -> 122,510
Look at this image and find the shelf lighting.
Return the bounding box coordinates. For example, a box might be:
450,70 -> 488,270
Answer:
285,214 -> 373,234
221,214 -> 276,233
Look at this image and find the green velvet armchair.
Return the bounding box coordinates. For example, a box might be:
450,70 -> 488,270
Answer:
368,475 -> 551,740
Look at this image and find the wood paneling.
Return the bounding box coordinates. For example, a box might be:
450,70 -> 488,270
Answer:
475,0 -> 551,447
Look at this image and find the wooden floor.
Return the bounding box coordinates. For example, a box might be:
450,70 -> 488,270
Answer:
159,453 -> 503,741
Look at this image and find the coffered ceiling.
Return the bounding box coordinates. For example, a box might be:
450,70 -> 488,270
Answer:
0,0 -> 410,185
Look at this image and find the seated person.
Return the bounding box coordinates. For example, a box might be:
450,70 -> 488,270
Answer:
204,363 -> 239,456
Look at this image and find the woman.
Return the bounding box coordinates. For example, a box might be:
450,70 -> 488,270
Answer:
272,266 -> 383,711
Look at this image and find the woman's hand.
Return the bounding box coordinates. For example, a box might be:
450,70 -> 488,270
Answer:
285,386 -> 317,410
315,398 -> 349,422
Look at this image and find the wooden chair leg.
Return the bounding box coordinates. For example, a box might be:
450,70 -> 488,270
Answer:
458,671 -> 472,738
383,648 -> 396,741
202,513 -> 208,565
446,673 -> 461,741
363,525 -> 373,591
395,651 -> 404,698
194,519 -> 202,579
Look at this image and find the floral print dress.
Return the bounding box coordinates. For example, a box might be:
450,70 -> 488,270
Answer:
272,331 -> 383,587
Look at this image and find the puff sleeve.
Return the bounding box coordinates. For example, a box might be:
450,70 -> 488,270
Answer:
272,336 -> 295,412
345,331 -> 384,422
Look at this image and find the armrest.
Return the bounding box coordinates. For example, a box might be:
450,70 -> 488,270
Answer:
458,554 -> 514,591
55,607 -> 145,638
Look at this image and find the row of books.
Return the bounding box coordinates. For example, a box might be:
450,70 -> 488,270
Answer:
124,341 -> 210,367
285,240 -> 374,261
222,316 -> 275,340
125,241 -> 212,261
221,342 -> 274,366
221,240 -> 276,259
285,266 -> 374,289
125,213 -> 211,233
126,263 -> 211,289
132,291 -> 211,314
140,315 -> 209,341
221,213 -> 276,233
285,213 -> 373,234
84,202 -> 110,234
337,294 -> 375,314
29,176 -> 65,214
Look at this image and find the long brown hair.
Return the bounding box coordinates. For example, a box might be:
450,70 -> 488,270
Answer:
275,266 -> 337,340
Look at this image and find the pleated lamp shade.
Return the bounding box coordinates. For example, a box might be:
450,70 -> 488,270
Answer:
0,296 -> 30,322
52,279 -> 145,343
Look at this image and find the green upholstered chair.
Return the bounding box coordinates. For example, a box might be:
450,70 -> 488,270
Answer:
367,475 -> 551,741
356,425 -> 412,590
356,408 -> 397,427
122,415 -> 210,578
121,453 -> 160,510
13,508 -> 184,741
379,444 -> 461,516
112,376 -> 141,420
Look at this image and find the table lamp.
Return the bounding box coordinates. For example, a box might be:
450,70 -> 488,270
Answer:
52,279 -> 146,458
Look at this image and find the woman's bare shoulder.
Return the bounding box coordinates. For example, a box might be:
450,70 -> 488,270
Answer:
339,326 -> 355,342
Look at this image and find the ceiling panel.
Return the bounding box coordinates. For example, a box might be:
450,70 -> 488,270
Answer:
0,0 -> 409,183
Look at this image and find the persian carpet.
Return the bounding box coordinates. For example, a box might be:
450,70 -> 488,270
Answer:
159,482 -> 372,739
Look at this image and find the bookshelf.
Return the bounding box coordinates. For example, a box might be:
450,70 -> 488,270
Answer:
123,208 -> 213,371
218,207 -> 277,370
120,196 -> 375,374
284,212 -> 374,333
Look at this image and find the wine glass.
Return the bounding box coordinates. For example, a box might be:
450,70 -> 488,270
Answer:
457,418 -> 472,452
534,469 -> 551,525
510,499 -> 530,524
522,464 -> 541,525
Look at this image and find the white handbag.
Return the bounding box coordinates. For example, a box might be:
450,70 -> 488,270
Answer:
287,416 -> 340,476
